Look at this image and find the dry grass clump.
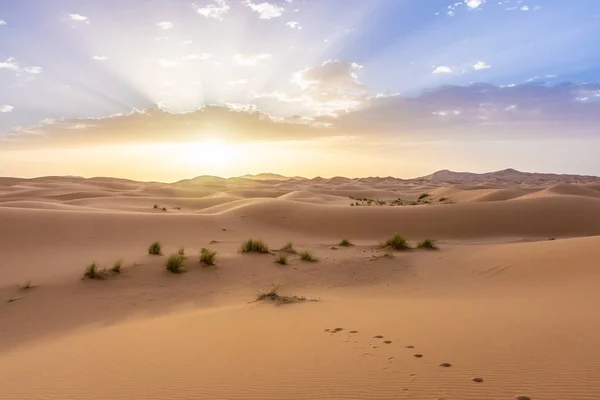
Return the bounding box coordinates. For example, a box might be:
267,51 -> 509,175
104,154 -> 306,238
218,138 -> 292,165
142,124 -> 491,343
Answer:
84,263 -> 107,280
200,248 -> 217,265
274,254 -> 288,265
384,233 -> 411,251
240,238 -> 269,253
148,241 -> 162,255
177,247 -> 185,256
166,254 -> 185,273
111,259 -> 122,274
338,239 -> 353,247
255,284 -> 312,305
299,250 -> 318,262
279,241 -> 297,254
19,280 -> 36,291
417,239 -> 438,250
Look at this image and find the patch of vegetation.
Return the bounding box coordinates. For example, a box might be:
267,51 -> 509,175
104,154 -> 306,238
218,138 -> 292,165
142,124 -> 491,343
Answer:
166,254 -> 185,273
279,241 -> 297,254
439,197 -> 448,202
274,254 -> 288,265
178,247 -> 185,256
161,207 -> 167,211
84,262 -> 107,280
240,238 -> 269,253
299,250 -> 318,262
255,284 -> 311,305
200,248 -> 217,266
111,259 -> 122,274
338,239 -> 353,247
19,280 -> 36,291
148,241 -> 162,255
418,193 -> 431,200
153,204 -> 159,209
417,239 -> 438,250
384,233 -> 411,251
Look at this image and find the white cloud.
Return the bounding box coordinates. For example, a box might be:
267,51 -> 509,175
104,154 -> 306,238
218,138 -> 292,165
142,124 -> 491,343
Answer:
193,0 -> 230,21
0,105 -> 14,113
233,53 -> 272,66
158,59 -> 182,68
67,14 -> 90,23
92,56 -> 108,61
286,21 -> 302,29
182,53 -> 212,60
521,5 -> 529,11
432,66 -> 453,74
0,19 -> 6,25
157,21 -> 173,30
182,40 -> 192,45
23,66 -> 43,74
473,61 -> 491,70
465,0 -> 485,8
0,58 -> 19,71
245,1 -> 284,19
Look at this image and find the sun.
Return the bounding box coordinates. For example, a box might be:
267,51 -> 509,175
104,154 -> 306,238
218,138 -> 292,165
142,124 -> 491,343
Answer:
179,139 -> 241,169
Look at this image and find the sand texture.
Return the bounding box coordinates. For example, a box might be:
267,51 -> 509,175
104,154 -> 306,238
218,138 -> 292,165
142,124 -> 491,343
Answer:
2,171 -> 600,399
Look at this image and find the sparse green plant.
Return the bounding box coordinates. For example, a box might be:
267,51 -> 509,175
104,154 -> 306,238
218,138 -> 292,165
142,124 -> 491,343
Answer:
275,254 -> 288,265
178,247 -> 185,256
417,239 -> 438,250
240,238 -> 269,253
111,259 -> 122,274
338,239 -> 353,247
166,254 -> 185,273
200,248 -> 217,265
418,193 -> 431,200
84,263 -> 106,280
148,241 -> 162,255
299,250 -> 318,262
279,241 -> 297,254
384,233 -> 411,251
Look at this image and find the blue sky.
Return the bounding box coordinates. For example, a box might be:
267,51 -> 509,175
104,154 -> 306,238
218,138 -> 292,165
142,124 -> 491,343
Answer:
1,0 -> 600,179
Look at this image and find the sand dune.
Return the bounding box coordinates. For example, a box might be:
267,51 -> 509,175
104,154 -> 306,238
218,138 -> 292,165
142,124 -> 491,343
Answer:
1,171 -> 600,399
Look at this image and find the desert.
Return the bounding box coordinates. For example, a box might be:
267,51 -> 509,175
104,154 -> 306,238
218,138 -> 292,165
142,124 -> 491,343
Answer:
2,169 -> 600,400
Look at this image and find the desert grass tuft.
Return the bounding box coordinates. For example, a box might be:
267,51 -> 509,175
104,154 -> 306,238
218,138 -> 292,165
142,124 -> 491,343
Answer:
178,247 -> 185,256
19,280 -> 36,291
148,241 -> 162,255
166,254 -> 185,273
418,193 -> 431,200
240,238 -> 269,253
279,241 -> 297,254
200,248 -> 217,266
338,239 -> 354,247
255,284 -> 309,305
299,250 -> 318,262
384,233 -> 411,251
111,259 -> 122,274
84,263 -> 107,280
417,239 -> 438,250
274,254 -> 288,265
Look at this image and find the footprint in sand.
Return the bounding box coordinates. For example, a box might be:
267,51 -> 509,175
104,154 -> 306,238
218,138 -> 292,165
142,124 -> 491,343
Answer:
472,377 -> 484,383
405,345 -> 415,349
383,340 -> 392,344
515,397 -> 531,400
439,362 -> 452,367
413,353 -> 424,358
373,335 -> 384,339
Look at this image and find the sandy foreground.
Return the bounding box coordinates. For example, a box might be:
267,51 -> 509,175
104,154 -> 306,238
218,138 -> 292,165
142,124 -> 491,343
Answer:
1,174 -> 600,400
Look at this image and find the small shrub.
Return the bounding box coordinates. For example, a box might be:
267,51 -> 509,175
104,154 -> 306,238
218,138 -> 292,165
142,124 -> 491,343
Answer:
166,254 -> 185,273
418,193 -> 431,200
161,207 -> 167,211
19,280 -> 35,291
153,204 -> 159,209
148,241 -> 162,255
240,238 -> 269,253
299,250 -> 318,262
84,263 -> 106,280
417,239 -> 438,250
178,247 -> 185,256
111,259 -> 122,273
384,233 -> 411,251
200,248 -> 217,265
255,284 -> 309,304
338,239 -> 353,247
275,254 -> 288,265
279,241 -> 297,254
439,197 -> 448,202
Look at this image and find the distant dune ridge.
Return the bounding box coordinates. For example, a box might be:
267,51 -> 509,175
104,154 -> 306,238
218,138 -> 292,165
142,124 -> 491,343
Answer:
1,168 -> 600,399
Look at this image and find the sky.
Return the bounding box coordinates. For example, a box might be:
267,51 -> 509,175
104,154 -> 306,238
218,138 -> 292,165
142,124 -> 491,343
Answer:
1,0 -> 600,181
